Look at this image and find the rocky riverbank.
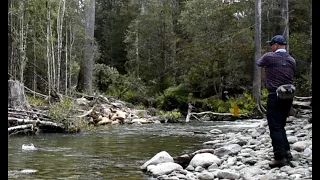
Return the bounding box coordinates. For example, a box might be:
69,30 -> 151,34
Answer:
140,110 -> 312,180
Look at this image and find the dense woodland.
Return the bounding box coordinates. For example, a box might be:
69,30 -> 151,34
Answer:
8,0 -> 312,115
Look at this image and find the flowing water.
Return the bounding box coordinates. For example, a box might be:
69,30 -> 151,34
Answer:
8,119 -> 262,180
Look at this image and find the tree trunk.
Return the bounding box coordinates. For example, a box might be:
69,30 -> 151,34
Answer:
69,23 -> 74,95
65,20 -> 68,95
46,0 -> 51,100
8,80 -> 31,110
32,15 -> 37,97
281,0 -> 289,52
252,0 -> 264,114
18,0 -> 27,83
57,0 -> 66,92
77,0 -> 96,94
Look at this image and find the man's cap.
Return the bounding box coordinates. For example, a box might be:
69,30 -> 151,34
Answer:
267,35 -> 287,46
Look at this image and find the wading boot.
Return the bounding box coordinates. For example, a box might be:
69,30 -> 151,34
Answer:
285,151 -> 293,161
269,159 -> 288,168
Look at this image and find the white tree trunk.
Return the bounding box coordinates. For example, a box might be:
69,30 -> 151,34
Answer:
46,0 -> 51,98
19,0 -> 26,83
65,20 -> 68,95
57,0 -> 66,92
69,23 -> 74,95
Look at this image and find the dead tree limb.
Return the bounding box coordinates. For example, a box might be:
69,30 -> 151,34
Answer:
8,117 -> 63,127
77,105 -> 96,118
24,86 -> 48,99
8,108 -> 50,118
8,124 -> 33,134
294,96 -> 312,101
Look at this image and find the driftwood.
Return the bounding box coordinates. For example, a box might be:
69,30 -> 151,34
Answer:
8,108 -> 50,118
77,105 -> 96,118
8,117 -> 66,136
74,92 -> 96,100
8,97 -> 70,135
185,104 -> 249,122
8,117 -> 63,127
24,86 -> 48,99
294,96 -> 312,101
8,124 -> 34,134
292,100 -> 312,109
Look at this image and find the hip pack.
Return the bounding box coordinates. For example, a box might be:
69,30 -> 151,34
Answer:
276,84 -> 296,99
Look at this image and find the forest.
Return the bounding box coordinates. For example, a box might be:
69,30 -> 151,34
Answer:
8,0 -> 312,116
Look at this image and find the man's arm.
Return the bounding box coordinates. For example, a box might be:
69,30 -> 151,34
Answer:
256,53 -> 269,67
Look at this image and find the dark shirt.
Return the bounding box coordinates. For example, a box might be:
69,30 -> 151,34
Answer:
257,50 -> 296,92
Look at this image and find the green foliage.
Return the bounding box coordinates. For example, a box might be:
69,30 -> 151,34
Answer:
107,73 -> 149,104
159,109 -> 182,119
124,0 -> 176,93
202,90 -> 265,114
227,92 -> 255,114
156,84 -> 189,111
95,0 -> 136,74
290,33 -> 312,96
47,98 -> 75,123
26,95 -> 46,107
93,64 -> 121,92
93,64 -> 149,105
261,88 -> 268,107
9,0 -> 312,117
202,96 -> 230,113
177,0 -> 255,98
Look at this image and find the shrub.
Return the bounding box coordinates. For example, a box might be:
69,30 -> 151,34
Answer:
26,95 -> 46,107
47,98 -> 76,124
159,109 -> 182,119
156,84 -> 189,111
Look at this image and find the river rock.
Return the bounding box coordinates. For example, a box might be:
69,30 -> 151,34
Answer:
197,171 -> 215,180
189,153 -> 221,168
210,129 -> 223,134
141,116 -> 312,179
140,151 -> 174,170
287,136 -> 298,144
214,144 -> 242,157
292,141 -> 308,152
148,162 -> 183,176
96,117 -> 112,125
216,170 -> 240,179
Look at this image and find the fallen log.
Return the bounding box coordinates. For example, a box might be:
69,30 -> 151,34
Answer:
294,96 -> 312,101
292,101 -> 312,109
8,108 -> 49,117
24,86 -> 48,99
8,124 -> 33,134
77,105 -> 96,118
186,111 -> 250,122
8,117 -> 63,127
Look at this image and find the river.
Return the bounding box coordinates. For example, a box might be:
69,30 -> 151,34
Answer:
8,119 -> 262,180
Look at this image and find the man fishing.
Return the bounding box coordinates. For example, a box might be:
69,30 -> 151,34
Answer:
256,35 -> 296,168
